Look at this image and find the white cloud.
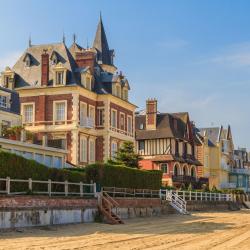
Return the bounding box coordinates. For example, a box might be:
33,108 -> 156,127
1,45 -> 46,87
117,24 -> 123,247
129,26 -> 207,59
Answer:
0,51 -> 22,71
201,42 -> 250,68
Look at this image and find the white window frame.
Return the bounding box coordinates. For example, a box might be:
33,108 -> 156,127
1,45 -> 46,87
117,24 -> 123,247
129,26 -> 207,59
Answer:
97,107 -> 104,126
111,109 -> 117,128
80,102 -> 87,122
0,95 -> 7,108
89,138 -> 95,163
111,141 -> 118,159
53,100 -> 67,123
127,115 -> 133,134
80,136 -> 87,162
55,71 -> 64,85
120,112 -> 125,131
22,102 -> 35,124
89,105 -> 95,123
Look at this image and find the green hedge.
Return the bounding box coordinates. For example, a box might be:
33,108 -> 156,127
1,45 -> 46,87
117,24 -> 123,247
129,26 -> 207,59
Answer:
0,150 -> 86,193
85,163 -> 162,190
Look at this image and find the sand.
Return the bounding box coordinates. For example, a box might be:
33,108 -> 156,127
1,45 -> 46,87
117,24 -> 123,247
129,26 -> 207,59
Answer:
0,210 -> 250,250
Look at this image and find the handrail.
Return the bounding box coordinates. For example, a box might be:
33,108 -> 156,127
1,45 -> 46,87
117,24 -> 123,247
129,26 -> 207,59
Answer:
103,191 -> 119,206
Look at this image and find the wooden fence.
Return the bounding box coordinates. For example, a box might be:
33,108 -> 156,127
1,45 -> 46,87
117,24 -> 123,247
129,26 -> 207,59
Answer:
0,177 -> 96,197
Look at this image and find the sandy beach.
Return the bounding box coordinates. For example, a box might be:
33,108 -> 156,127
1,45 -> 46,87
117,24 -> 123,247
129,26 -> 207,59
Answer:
0,210 -> 249,250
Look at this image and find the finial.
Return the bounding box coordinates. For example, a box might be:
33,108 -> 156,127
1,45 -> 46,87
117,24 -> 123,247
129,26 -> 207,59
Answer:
73,33 -> 76,43
86,38 -> 89,49
29,34 -> 32,47
62,31 -> 66,44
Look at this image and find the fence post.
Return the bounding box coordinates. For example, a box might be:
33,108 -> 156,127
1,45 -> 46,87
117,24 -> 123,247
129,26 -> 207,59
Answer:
200,192 -> 202,201
183,191 -> 185,201
6,177 -> 10,195
48,179 -> 51,196
93,183 -> 97,198
189,191 -> 191,201
219,193 -> 221,201
64,181 -> 68,196
195,191 -> 197,201
80,182 -> 83,197
28,178 -> 32,191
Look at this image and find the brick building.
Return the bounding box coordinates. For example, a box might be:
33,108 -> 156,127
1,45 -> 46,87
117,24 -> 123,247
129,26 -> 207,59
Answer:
0,16 -> 136,166
135,99 -> 205,188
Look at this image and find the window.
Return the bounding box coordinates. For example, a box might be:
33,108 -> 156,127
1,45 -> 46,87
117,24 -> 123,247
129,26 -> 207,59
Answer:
23,104 -> 34,123
139,140 -> 145,151
56,71 -> 64,85
0,96 -> 7,108
80,102 -> 87,123
161,163 -> 168,174
80,137 -> 87,162
111,141 -> 118,159
25,56 -> 31,67
89,106 -> 95,122
55,102 -> 66,121
111,110 -> 117,128
123,88 -> 128,100
89,139 -> 95,163
139,123 -> 144,130
86,77 -> 92,90
116,85 -> 121,97
44,155 -> 53,167
1,120 -> 10,136
54,156 -> 62,168
97,108 -> 104,126
4,76 -> 10,88
35,153 -> 44,163
120,113 -> 125,130
127,116 -> 132,134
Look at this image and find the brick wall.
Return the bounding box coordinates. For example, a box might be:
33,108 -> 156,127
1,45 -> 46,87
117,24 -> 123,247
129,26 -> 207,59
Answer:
96,136 -> 104,162
0,196 -> 97,210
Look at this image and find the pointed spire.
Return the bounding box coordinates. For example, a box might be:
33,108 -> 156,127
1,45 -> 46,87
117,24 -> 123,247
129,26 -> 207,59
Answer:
73,33 -> 76,43
93,13 -> 112,65
28,34 -> 32,47
62,31 -> 66,44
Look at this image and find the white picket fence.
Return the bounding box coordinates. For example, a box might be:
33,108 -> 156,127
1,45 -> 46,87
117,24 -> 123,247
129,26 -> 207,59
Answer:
161,190 -> 233,202
0,177 -> 96,197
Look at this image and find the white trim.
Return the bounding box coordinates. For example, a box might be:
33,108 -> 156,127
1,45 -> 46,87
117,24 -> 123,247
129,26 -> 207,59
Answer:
79,135 -> 87,163
53,100 -> 67,123
21,102 -> 35,125
111,108 -> 117,128
89,137 -> 96,163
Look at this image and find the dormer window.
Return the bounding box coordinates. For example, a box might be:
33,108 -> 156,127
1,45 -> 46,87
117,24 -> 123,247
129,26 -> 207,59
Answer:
115,84 -> 121,98
1,67 -> 15,90
56,71 -> 64,85
23,53 -> 32,67
123,88 -> 128,101
51,51 -> 59,65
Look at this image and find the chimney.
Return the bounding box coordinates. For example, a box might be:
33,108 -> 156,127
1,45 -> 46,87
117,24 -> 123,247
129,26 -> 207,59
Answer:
146,98 -> 157,130
41,49 -> 49,86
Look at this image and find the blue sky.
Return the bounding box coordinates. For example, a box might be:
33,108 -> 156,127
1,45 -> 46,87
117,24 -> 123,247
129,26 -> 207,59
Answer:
0,0 -> 250,149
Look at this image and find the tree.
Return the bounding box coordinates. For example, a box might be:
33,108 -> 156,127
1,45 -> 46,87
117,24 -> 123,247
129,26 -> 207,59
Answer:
113,141 -> 141,168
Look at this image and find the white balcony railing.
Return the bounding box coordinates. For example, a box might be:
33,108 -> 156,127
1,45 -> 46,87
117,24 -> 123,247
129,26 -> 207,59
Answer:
80,117 -> 94,129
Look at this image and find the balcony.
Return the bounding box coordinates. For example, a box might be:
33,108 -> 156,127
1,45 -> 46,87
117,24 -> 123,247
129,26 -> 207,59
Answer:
172,175 -> 209,189
80,117 -> 94,129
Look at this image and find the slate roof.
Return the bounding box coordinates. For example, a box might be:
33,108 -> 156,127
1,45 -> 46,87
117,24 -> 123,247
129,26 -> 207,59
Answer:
135,112 -> 190,141
13,43 -> 77,88
198,127 -> 221,146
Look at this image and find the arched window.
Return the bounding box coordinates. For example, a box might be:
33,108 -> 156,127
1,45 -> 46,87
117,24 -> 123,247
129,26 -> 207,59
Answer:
161,163 -> 168,174
174,163 -> 180,176
183,165 -> 188,176
191,167 -> 196,177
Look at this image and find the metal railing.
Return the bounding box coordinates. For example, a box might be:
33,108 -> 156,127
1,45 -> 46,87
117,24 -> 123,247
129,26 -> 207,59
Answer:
165,190 -> 187,214
161,190 -> 233,202
0,177 -> 96,197
80,117 -> 94,128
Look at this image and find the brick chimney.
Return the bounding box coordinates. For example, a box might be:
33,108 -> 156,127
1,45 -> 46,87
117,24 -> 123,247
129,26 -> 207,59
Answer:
41,49 -> 49,86
146,98 -> 157,130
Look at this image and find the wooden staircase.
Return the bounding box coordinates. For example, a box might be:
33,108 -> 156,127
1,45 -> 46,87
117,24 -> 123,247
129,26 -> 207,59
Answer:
98,191 -> 124,225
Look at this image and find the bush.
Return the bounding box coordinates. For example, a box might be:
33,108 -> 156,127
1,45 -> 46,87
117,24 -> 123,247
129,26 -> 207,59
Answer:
0,150 -> 86,193
85,163 -> 162,190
